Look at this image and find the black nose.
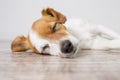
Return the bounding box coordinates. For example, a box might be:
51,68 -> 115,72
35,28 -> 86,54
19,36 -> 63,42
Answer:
61,40 -> 74,53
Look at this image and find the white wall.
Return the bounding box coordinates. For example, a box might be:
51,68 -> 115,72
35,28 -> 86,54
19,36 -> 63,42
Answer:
0,0 -> 120,41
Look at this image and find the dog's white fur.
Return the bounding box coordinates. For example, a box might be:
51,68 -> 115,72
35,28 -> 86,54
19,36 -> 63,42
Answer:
65,19 -> 120,50
29,19 -> 120,57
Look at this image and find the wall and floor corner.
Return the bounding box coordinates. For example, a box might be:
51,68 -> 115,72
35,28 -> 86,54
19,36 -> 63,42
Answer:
0,0 -> 120,41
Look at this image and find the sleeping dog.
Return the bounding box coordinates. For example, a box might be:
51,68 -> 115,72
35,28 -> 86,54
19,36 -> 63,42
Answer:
11,8 -> 120,58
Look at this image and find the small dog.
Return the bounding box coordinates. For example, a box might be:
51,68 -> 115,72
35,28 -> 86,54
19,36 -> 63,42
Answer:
11,8 -> 120,58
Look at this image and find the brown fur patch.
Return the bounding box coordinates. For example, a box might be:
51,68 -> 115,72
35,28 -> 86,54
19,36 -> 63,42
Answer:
11,35 -> 30,52
32,21 -> 67,40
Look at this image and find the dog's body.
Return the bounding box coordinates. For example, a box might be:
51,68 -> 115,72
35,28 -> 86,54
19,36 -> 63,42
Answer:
65,19 -> 120,50
11,8 -> 120,58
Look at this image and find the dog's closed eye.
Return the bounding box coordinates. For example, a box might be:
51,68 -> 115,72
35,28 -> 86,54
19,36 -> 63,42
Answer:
51,23 -> 57,33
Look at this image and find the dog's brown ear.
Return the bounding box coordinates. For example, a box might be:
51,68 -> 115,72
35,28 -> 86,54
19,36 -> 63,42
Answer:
11,35 -> 30,52
42,8 -> 67,23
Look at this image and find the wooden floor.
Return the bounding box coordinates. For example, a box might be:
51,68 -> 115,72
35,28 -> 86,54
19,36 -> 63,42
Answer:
0,41 -> 120,80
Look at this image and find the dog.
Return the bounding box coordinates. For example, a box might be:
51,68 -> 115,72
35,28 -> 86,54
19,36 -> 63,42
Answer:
11,8 -> 120,58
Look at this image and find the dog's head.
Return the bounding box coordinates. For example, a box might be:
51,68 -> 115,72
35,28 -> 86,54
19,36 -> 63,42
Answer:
11,8 -> 79,58
29,8 -> 79,58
